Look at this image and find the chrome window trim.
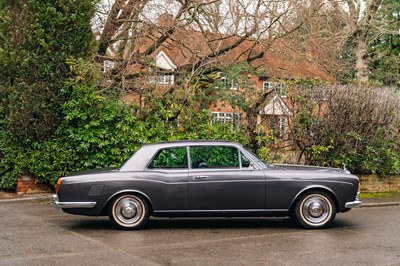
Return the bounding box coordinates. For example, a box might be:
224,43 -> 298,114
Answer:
145,146 -> 189,170
144,143 -> 264,171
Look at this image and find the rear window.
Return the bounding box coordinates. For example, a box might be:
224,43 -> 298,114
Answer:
148,147 -> 188,169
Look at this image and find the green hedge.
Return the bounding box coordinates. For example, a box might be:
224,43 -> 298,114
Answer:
0,81 -> 250,189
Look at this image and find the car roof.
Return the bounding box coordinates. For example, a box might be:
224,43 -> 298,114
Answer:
120,140 -> 246,171
142,140 -> 242,148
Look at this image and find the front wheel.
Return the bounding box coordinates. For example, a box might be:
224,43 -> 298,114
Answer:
295,191 -> 336,229
108,194 -> 150,230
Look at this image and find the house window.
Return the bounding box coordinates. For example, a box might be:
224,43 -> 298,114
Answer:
222,77 -> 240,90
211,112 -> 240,126
268,116 -> 288,140
263,81 -> 288,97
263,81 -> 273,90
311,87 -> 329,101
275,83 -> 287,96
278,116 -> 287,138
149,75 -> 175,85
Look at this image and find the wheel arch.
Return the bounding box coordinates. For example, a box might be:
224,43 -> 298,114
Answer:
101,190 -> 154,215
289,186 -> 339,215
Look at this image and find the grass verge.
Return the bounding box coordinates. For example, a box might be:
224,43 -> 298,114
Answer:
360,191 -> 400,199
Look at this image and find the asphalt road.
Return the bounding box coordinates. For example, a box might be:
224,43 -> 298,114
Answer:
0,198 -> 399,266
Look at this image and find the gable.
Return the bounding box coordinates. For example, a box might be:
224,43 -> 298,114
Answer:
155,51 -> 177,70
260,95 -> 292,116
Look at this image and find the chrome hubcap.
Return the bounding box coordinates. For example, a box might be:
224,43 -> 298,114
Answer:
301,195 -> 331,225
115,197 -> 143,224
121,203 -> 137,218
309,202 -> 323,217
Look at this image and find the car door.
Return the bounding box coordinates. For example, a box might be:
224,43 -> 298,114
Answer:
188,145 -> 265,210
145,146 -> 189,210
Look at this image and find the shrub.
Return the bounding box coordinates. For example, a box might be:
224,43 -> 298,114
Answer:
0,80 -> 250,188
0,0 -> 96,142
291,85 -> 400,175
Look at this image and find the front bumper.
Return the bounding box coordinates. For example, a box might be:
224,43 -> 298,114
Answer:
345,191 -> 362,208
345,200 -> 362,208
52,195 -> 97,209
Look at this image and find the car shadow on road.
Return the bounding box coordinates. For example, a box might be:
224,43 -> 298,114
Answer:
63,217 -> 341,231
147,217 -> 300,230
65,218 -> 115,230
64,216 -> 356,231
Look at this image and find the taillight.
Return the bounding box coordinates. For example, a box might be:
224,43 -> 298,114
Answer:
56,178 -> 62,193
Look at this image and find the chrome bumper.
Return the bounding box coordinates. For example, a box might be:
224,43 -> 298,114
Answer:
345,200 -> 362,208
345,191 -> 362,208
52,195 -> 97,209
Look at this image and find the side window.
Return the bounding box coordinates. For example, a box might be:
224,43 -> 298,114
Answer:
190,146 -> 239,169
240,152 -> 251,168
148,147 -> 188,169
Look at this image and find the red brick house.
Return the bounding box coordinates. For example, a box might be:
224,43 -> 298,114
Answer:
107,28 -> 334,145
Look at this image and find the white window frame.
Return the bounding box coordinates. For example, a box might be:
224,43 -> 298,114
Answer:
149,74 -> 175,85
278,116 -> 287,140
263,81 -> 288,97
263,81 -> 273,90
311,87 -> 329,101
222,77 -> 240,90
211,112 -> 240,125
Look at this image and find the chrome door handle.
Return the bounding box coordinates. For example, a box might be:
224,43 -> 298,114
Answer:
193,176 -> 208,180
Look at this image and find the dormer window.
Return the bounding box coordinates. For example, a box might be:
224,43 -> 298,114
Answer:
148,51 -> 177,85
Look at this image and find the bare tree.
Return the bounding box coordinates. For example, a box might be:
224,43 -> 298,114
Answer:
331,0 -> 384,85
278,1 -> 349,82
95,0 -> 322,82
290,0 -> 386,85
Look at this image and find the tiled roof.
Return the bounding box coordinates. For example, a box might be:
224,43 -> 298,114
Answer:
133,28 -> 335,82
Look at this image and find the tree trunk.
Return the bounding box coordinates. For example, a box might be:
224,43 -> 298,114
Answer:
355,31 -> 369,86
354,0 -> 383,87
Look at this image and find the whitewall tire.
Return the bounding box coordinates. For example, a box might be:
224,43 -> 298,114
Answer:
108,194 -> 150,230
295,191 -> 336,229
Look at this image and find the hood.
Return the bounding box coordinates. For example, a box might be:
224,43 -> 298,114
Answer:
270,164 -> 348,174
67,167 -> 119,177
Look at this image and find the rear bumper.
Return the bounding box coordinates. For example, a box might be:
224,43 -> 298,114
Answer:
52,195 -> 97,209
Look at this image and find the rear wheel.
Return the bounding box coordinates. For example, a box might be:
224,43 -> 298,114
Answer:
108,194 -> 150,230
295,191 -> 336,229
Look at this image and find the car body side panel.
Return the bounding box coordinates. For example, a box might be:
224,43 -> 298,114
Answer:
264,169 -> 359,212
58,170 -> 189,216
188,169 -> 266,210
